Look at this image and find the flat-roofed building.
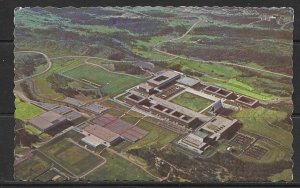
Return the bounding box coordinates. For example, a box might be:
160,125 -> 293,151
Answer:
178,133 -> 209,154
63,97 -> 86,107
52,106 -> 72,115
28,111 -> 67,131
64,111 -> 82,122
137,83 -> 156,95
83,103 -> 108,114
203,85 -> 237,100
176,76 -> 199,87
84,123 -> 122,146
124,91 -> 147,106
199,116 -> 240,140
149,96 -> 210,129
32,102 -> 59,111
81,135 -> 110,148
147,71 -> 180,88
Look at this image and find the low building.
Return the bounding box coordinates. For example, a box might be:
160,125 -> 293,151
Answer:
81,135 -> 110,148
124,91 -> 210,129
28,111 -> 67,132
64,111 -> 82,122
137,83 -> 156,95
124,91 -> 147,106
203,85 -> 237,100
198,116 -> 240,140
83,103 -> 108,114
63,97 -> 86,107
84,123 -> 122,146
149,96 -> 210,129
178,133 -> 209,154
52,106 -> 72,115
147,71 -> 180,89
176,76 -> 199,87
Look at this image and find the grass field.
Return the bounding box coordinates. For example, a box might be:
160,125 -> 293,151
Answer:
234,107 -> 292,150
15,97 -> 44,121
171,92 -> 213,112
35,169 -> 67,181
125,117 -> 178,151
15,154 -> 51,180
40,138 -> 104,176
64,64 -> 146,96
33,58 -> 85,100
85,150 -> 155,181
120,114 -> 141,124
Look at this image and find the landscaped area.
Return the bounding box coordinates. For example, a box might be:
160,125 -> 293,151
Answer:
15,97 -> 44,121
85,150 -> 155,181
40,138 -> 104,176
234,106 -> 292,150
171,92 -> 213,112
15,154 -> 51,180
64,64 -> 146,96
125,117 -> 178,151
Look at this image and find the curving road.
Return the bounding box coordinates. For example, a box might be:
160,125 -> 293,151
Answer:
14,51 -> 53,83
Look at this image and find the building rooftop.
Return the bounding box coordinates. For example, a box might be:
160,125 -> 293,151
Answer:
138,83 -> 154,91
176,77 -> 199,87
83,103 -> 107,114
63,97 -> 86,107
64,111 -> 82,121
28,111 -> 66,131
32,102 -> 59,111
84,123 -> 120,143
150,96 -> 210,122
52,106 -> 72,115
81,135 -> 104,148
181,133 -> 207,149
194,130 -> 208,139
200,116 -> 238,138
147,71 -> 180,87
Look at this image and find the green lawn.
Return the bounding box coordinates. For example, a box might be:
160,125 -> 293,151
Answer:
171,92 -> 213,112
120,114 -> 141,124
41,138 -> 104,176
15,97 -> 44,121
15,154 -> 51,180
85,150 -> 155,181
33,58 -> 84,100
64,64 -> 146,96
234,106 -> 292,150
125,117 -> 178,151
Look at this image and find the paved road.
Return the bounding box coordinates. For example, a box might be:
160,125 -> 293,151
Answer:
14,51 -> 53,83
